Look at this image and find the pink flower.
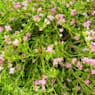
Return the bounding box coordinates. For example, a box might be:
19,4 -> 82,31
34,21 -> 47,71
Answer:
70,18 -> 75,25
91,70 -> 95,74
85,36 -> 93,40
46,45 -> 55,53
13,39 -> 18,46
47,15 -> 54,21
51,8 -> 56,14
56,14 -> 64,19
67,78 -> 72,82
0,60 -> 4,65
61,18 -> 66,23
72,58 -> 77,64
35,86 -> 40,91
88,75 -> 90,77
23,36 -> 27,41
9,18 -> 15,21
61,92 -> 66,95
22,1 -> 27,7
64,83 -> 67,88
18,66 -> 21,70
77,61 -> 82,70
66,3 -> 70,8
32,15 -> 40,21
39,79 -> 47,85
0,27 -> 3,32
85,80 -> 89,84
53,57 -> 63,66
33,3 -> 38,6
14,2 -> 21,8
9,68 -> 15,74
37,7 -> 42,12
51,78 -> 56,84
42,75 -> 48,79
69,1 -> 73,5
5,25 -> 12,31
82,48 -> 89,51
0,66 -> 4,71
71,9 -> 77,15
34,80 -> 41,86
61,40 -> 64,44
74,35 -> 80,40
44,19 -> 51,24
28,0 -> 32,2
90,42 -> 95,51
39,13 -> 44,17
85,30 -> 90,35
27,32 -> 32,37
59,28 -> 64,32
65,62 -> 72,68
82,12 -> 88,18
92,11 -> 95,15
83,20 -> 90,28
84,68 -> 89,72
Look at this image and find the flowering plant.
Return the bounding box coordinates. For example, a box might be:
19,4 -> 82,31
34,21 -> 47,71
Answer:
0,0 -> 95,95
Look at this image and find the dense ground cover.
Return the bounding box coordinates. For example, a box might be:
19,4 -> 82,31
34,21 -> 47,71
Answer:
0,0 -> 95,95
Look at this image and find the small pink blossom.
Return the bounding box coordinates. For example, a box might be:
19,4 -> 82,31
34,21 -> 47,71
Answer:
23,36 -> 27,41
74,35 -> 80,40
0,66 -> 4,71
88,75 -> 90,77
85,36 -> 93,40
14,2 -> 21,8
77,61 -> 82,70
92,11 -> 95,15
53,57 -> 63,66
70,18 -> 75,25
52,78 -> 56,84
9,18 -> 15,21
72,58 -> 77,64
84,68 -> 89,72
83,20 -> 90,28
82,48 -> 89,51
46,45 -> 55,53
5,25 -> 12,31
67,78 -> 72,82
13,39 -> 18,46
91,70 -> 95,74
37,7 -> 42,12
59,28 -> 64,32
27,32 -> 32,37
33,3 -> 38,6
66,3 -> 70,8
85,80 -> 89,84
42,75 -> 48,79
90,42 -> 95,51
9,68 -> 15,74
71,9 -> 77,15
61,92 -> 66,95
44,19 -> 51,24
69,1 -> 73,5
39,13 -> 44,17
65,62 -> 72,68
51,8 -> 56,15
32,15 -> 40,21
56,14 -> 64,19
0,60 -> 4,65
47,15 -> 54,21
0,27 -> 3,32
82,12 -> 88,18
22,1 -> 27,7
